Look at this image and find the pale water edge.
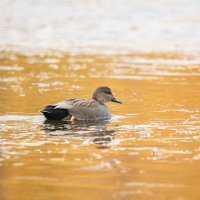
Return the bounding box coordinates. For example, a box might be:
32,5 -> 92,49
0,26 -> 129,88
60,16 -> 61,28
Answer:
0,0 -> 200,54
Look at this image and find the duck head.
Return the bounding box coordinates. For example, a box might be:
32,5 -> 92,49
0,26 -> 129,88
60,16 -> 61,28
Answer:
92,86 -> 122,105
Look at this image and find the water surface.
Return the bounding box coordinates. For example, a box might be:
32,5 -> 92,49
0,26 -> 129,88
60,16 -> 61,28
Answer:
0,51 -> 200,200
1,0 -> 200,199
1,0 -> 200,53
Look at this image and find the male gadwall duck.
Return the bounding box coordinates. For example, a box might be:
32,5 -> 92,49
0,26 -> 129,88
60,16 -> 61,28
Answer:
41,86 -> 122,121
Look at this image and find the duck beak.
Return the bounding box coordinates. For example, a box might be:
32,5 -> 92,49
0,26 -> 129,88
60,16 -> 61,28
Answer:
111,97 -> 122,104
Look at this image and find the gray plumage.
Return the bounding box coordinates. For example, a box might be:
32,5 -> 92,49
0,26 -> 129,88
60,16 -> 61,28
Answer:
41,86 -> 122,120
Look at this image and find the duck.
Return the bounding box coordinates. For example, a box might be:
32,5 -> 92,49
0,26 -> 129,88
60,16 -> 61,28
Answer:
41,86 -> 122,121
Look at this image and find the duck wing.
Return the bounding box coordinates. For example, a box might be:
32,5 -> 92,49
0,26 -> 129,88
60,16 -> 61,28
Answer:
55,98 -> 97,109
55,98 -> 110,120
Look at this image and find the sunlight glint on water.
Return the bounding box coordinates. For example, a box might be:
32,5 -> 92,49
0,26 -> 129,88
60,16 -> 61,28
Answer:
1,0 -> 200,199
0,51 -> 200,200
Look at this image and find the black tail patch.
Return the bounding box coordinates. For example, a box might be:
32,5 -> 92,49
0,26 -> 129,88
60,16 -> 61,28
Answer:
41,105 -> 70,120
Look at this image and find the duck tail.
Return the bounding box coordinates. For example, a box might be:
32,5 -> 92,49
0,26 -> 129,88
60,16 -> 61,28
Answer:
41,105 -> 70,120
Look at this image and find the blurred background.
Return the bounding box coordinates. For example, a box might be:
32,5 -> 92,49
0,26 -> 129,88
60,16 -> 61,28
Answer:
0,0 -> 200,53
0,0 -> 200,200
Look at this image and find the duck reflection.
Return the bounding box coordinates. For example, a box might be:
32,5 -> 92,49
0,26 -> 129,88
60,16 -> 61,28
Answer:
43,119 -> 115,147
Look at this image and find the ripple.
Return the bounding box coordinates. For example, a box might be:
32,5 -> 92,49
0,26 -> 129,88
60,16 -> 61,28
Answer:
0,115 -> 43,122
80,159 -> 121,170
0,66 -> 24,71
125,181 -> 184,188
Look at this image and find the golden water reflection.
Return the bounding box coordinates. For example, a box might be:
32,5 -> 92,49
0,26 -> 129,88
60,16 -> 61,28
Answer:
0,51 -> 200,200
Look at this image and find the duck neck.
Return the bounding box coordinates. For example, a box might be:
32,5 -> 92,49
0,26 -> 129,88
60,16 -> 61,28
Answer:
92,94 -> 105,105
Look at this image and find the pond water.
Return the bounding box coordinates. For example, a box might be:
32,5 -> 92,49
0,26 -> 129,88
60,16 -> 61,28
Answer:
1,0 -> 200,53
1,0 -> 200,199
1,51 -> 200,200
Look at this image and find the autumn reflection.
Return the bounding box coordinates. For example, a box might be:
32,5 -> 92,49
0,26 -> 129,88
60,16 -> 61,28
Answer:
1,50 -> 200,200
43,119 -> 115,147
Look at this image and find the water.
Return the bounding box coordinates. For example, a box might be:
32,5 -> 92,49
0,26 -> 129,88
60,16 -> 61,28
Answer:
1,0 -> 200,199
1,51 -> 200,200
0,0 -> 200,53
